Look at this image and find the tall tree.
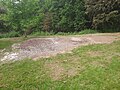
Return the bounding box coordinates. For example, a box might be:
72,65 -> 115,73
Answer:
42,0 -> 86,32
1,0 -> 41,36
85,0 -> 120,32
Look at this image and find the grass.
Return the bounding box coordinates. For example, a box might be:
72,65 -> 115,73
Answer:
0,40 -> 15,49
0,29 -> 98,39
31,29 -> 98,36
0,37 -> 31,49
0,40 -> 17,50
78,29 -> 98,34
0,38 -> 21,49
0,40 -> 120,90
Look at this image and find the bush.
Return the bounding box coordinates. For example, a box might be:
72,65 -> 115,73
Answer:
85,0 -> 120,31
79,29 -> 98,34
32,31 -> 54,36
0,31 -> 20,38
56,29 -> 98,35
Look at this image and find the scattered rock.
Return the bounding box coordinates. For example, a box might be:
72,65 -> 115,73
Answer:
1,52 -> 18,61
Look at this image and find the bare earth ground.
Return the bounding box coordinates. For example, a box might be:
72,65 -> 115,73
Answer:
0,33 -> 120,62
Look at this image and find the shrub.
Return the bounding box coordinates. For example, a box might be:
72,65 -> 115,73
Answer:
32,31 -> 54,36
79,29 -> 98,34
0,31 -> 20,38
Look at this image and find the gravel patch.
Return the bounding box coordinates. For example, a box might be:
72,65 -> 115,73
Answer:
0,34 -> 119,62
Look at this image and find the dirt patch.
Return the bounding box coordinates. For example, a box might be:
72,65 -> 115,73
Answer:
45,62 -> 65,80
0,33 -> 119,61
66,68 -> 78,78
44,61 -> 82,81
90,61 -> 105,68
86,51 -> 103,57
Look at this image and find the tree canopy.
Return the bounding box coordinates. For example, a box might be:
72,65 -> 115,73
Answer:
0,0 -> 120,36
85,0 -> 120,32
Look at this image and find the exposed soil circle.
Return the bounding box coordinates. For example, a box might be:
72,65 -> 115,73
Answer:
0,33 -> 119,61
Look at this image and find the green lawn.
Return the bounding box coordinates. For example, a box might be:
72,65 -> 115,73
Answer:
0,38 -> 30,49
0,38 -> 21,49
0,41 -> 120,90
0,40 -> 15,49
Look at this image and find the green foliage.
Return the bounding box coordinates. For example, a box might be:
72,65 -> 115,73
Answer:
0,0 -> 119,37
79,29 -> 98,34
0,31 -> 20,38
31,29 -> 98,36
85,0 -> 120,32
56,29 -> 98,35
32,31 -> 54,36
50,0 -> 86,32
0,0 -> 41,35
0,0 -> 86,36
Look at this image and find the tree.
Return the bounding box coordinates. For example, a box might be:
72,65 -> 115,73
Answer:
0,0 -> 7,33
85,0 -> 120,32
41,0 -> 86,33
1,0 -> 41,36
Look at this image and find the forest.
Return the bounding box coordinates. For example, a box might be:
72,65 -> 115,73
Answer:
0,0 -> 120,37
